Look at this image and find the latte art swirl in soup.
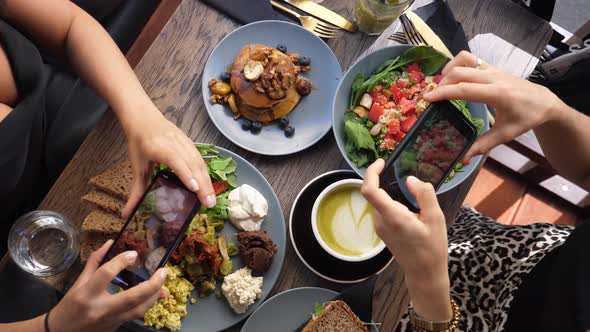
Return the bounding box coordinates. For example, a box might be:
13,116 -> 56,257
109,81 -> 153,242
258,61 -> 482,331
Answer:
316,186 -> 380,256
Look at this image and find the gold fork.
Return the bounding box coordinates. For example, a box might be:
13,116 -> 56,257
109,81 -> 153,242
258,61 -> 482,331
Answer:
270,0 -> 339,39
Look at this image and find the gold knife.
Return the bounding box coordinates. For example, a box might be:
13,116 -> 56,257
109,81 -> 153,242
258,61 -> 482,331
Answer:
283,0 -> 357,33
405,11 -> 453,58
405,11 -> 496,126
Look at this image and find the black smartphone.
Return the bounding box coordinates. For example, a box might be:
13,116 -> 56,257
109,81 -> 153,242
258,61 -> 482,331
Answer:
379,101 -> 478,212
102,170 -> 200,289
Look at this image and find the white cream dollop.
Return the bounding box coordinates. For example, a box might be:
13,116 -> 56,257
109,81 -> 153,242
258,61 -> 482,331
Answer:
222,267 -> 263,314
227,184 -> 268,231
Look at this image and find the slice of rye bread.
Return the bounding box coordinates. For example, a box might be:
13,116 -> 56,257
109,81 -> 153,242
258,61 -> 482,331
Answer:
302,300 -> 369,332
81,189 -> 126,215
80,232 -> 114,263
88,161 -> 132,199
81,209 -> 126,234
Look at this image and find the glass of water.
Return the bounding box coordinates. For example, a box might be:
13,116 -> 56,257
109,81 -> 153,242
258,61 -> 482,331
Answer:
8,210 -> 79,277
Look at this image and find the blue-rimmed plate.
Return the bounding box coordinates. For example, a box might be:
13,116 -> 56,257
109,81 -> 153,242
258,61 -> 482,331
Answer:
109,145 -> 286,331
332,45 -> 490,194
202,20 -> 342,155
242,287 -> 379,332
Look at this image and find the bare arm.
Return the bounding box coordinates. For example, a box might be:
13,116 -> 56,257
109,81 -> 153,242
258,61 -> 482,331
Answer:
0,316 -> 44,332
0,0 -> 216,211
424,51 -> 590,190
535,102 -> 590,190
0,0 -> 147,129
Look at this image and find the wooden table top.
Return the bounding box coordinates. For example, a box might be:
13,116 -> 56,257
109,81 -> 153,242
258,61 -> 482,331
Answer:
2,0 -> 552,330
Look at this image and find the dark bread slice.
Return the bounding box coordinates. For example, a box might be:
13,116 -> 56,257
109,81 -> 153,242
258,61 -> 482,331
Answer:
302,300 -> 369,332
80,232 -> 114,263
88,161 -> 132,199
81,209 -> 126,234
82,189 -> 126,215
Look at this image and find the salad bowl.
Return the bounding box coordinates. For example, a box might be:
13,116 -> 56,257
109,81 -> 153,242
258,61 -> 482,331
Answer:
332,45 -> 490,194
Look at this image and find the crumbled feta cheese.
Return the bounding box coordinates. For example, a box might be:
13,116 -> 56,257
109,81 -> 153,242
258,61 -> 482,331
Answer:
222,267 -> 263,314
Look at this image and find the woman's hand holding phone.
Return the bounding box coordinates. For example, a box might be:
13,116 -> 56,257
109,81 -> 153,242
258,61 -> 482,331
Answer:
121,104 -> 217,219
424,51 -> 566,162
48,240 -> 168,332
361,159 -> 452,322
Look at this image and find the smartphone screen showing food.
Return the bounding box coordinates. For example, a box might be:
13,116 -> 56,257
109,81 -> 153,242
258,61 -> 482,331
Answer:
103,170 -> 200,289
380,101 -> 477,211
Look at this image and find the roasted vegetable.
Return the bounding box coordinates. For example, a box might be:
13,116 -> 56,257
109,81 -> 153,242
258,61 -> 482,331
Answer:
211,81 -> 231,96
227,94 -> 238,113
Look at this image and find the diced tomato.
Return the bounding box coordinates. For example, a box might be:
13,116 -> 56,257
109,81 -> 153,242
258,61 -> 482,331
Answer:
393,131 -> 405,141
387,119 -> 400,135
406,84 -> 422,98
397,78 -> 409,89
369,91 -> 388,105
374,95 -> 388,105
419,81 -> 428,88
406,63 -> 421,73
391,86 -> 409,104
409,71 -> 425,83
401,114 -> 417,132
373,85 -> 383,93
399,98 -> 417,115
212,180 -> 229,195
433,75 -> 442,84
368,103 -> 384,123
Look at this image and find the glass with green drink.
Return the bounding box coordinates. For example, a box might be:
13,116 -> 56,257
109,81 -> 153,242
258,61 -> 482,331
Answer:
355,0 -> 412,35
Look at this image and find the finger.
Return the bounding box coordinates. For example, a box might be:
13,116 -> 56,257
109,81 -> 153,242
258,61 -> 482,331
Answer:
123,163 -> 150,219
159,150 -> 200,193
423,82 -> 498,105
362,159 -> 411,215
180,139 -> 216,208
441,51 -> 479,75
107,268 -> 168,313
463,126 -> 516,160
76,239 -> 114,287
438,67 -> 491,86
405,176 -> 443,223
118,290 -> 163,322
363,158 -> 385,189
87,251 -> 138,294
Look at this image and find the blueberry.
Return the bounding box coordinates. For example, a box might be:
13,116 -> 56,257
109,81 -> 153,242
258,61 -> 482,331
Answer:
241,119 -> 252,130
278,117 -> 289,129
298,56 -> 311,66
220,71 -> 231,82
251,121 -> 263,134
276,44 -> 288,54
284,126 -> 295,137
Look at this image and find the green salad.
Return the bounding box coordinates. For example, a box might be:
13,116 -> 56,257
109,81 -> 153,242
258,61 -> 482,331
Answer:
344,46 -> 484,175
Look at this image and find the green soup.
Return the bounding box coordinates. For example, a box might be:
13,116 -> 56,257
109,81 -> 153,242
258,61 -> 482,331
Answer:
316,185 -> 380,256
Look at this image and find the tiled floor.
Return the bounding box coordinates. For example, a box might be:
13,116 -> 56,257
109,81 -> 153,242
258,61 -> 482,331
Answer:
464,160 -> 579,226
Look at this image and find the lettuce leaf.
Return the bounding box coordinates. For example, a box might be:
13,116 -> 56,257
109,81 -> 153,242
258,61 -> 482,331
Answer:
344,112 -> 378,167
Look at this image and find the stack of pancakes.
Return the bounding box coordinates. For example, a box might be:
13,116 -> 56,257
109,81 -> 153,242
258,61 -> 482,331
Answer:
79,162 -> 132,262
230,44 -> 302,123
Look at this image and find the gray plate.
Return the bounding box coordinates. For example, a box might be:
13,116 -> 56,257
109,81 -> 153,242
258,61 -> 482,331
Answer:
202,20 -> 342,156
242,287 -> 379,332
109,146 -> 286,332
332,45 -> 490,194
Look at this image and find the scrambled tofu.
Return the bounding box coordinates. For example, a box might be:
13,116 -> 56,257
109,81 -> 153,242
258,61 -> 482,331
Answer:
144,265 -> 194,331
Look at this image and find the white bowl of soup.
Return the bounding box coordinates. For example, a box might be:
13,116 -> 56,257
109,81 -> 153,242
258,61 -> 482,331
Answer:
311,179 -> 386,262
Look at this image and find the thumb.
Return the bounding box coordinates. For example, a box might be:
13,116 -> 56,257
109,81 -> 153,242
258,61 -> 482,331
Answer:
464,126 -> 514,161
123,167 -> 149,219
406,176 -> 442,221
76,239 -> 113,287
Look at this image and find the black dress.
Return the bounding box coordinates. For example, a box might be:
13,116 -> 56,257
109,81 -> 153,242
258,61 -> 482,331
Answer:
0,20 -> 107,253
